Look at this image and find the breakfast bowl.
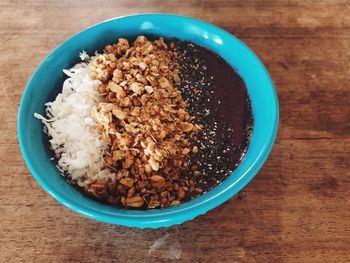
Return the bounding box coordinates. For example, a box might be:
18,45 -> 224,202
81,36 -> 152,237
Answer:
18,14 -> 278,228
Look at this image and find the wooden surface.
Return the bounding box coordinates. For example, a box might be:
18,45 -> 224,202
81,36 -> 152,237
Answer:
1,0 -> 349,262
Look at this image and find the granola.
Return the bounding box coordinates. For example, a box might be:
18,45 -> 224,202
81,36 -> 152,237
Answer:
88,36 -> 203,208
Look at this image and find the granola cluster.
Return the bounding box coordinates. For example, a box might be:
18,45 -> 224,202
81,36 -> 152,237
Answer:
88,36 -> 203,208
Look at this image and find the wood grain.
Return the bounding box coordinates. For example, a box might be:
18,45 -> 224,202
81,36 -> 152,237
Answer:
0,0 -> 349,262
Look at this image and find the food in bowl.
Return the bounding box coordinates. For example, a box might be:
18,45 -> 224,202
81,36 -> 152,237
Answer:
35,36 -> 252,209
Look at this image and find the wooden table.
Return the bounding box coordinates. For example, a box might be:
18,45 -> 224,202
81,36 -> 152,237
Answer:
1,1 -> 349,262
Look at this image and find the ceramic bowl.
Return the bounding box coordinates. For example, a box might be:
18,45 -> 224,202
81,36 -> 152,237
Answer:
18,14 -> 279,228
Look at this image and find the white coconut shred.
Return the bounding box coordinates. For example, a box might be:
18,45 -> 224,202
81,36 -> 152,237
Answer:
34,54 -> 113,187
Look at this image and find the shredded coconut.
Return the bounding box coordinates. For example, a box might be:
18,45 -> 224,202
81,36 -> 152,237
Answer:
34,57 -> 113,187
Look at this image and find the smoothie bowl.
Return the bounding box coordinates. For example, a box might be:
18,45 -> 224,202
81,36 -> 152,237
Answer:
18,14 -> 278,228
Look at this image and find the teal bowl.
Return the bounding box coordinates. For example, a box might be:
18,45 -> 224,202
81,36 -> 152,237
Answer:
18,14 -> 278,228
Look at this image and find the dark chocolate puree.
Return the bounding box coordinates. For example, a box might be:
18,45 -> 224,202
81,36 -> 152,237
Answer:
172,40 -> 253,196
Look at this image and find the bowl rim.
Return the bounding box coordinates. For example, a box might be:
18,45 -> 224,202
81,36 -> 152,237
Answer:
18,13 -> 279,228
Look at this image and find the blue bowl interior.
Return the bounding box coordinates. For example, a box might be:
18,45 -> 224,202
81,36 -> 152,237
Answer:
18,14 -> 278,228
